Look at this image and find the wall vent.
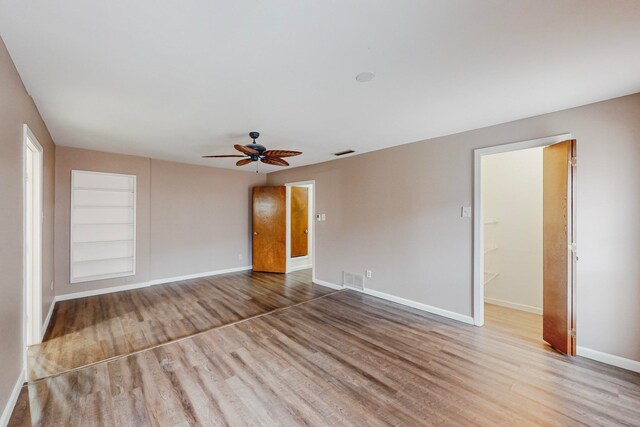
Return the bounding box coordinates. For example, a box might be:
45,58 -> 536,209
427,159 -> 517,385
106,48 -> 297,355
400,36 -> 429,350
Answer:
343,271 -> 365,290
334,149 -> 355,156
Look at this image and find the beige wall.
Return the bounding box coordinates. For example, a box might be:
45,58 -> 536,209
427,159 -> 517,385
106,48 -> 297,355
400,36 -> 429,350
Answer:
482,148 -> 543,312
54,147 -> 266,295
0,37 -> 56,414
268,93 -> 640,363
149,159 -> 264,280
55,147 -> 152,295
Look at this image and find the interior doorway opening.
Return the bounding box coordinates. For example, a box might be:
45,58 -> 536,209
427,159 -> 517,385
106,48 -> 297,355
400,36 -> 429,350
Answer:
286,181 -> 314,277
23,124 -> 44,355
473,134 -> 576,355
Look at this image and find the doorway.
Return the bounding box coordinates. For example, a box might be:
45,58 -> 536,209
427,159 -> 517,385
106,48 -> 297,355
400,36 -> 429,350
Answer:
286,182 -> 314,275
23,125 -> 43,351
251,181 -> 315,280
473,134 -> 576,355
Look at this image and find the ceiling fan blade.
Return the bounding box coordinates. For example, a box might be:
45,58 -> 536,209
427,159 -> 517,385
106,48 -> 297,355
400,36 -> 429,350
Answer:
202,154 -> 246,158
262,150 -> 302,158
261,156 -> 289,166
236,158 -> 254,166
234,144 -> 259,155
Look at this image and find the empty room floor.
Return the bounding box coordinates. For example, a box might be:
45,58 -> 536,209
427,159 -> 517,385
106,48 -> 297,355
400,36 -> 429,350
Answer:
10,276 -> 640,426
28,269 -> 333,381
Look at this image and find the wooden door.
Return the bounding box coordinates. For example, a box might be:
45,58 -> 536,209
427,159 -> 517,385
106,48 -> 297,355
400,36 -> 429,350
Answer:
252,186 -> 286,273
290,187 -> 309,258
543,139 -> 576,355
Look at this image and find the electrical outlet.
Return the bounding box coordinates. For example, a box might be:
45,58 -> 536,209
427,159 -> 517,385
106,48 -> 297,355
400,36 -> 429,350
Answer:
366,270 -> 372,278
321,213 -> 326,221
461,206 -> 472,218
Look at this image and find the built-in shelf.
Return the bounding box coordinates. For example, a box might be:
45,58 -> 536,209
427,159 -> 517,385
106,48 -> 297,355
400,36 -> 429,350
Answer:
484,272 -> 499,284
73,187 -> 134,193
71,170 -> 136,284
484,220 -> 499,225
484,246 -> 499,253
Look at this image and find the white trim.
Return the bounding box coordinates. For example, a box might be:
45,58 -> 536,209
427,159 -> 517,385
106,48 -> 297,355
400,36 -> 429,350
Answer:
284,180 -> 315,278
311,279 -> 474,325
40,299 -> 56,340
56,266 -> 252,301
484,298 -> 542,315
0,369 -> 25,427
146,266 -> 252,286
473,133 -> 572,326
312,279 -> 344,290
288,264 -> 313,272
577,346 -> 640,373
358,287 -> 475,325
23,124 -> 44,365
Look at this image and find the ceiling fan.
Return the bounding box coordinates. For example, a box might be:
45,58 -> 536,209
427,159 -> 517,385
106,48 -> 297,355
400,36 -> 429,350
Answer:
203,132 -> 302,168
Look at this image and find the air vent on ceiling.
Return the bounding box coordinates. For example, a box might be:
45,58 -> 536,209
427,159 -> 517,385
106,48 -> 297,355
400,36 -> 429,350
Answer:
334,149 -> 355,156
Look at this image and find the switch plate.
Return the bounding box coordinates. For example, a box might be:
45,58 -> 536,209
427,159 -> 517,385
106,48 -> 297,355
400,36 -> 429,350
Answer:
365,270 -> 372,278
461,206 -> 472,218
321,213 -> 326,221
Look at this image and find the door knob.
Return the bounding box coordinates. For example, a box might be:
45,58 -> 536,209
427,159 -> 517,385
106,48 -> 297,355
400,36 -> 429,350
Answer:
253,231 -> 258,236
304,229 -> 308,234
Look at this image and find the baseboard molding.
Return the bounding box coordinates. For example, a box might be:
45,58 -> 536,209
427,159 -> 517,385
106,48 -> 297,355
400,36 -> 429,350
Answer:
40,299 -> 56,340
56,265 -> 253,302
311,279 -> 474,325
312,279 -> 344,290
0,369 -> 25,427
577,346 -> 640,373
287,264 -> 313,273
484,297 -> 542,315
146,266 -> 252,286
359,287 -> 475,325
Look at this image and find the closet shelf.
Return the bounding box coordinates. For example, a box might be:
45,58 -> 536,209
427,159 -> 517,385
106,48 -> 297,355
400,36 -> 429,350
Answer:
484,246 -> 498,253
73,187 -> 134,193
484,220 -> 499,225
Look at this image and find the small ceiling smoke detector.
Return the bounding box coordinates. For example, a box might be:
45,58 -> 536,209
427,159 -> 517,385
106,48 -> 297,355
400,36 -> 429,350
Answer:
355,72 -> 375,82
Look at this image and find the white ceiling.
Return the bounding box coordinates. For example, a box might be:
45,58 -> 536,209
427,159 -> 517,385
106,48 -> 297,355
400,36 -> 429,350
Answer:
2,1 -> 640,172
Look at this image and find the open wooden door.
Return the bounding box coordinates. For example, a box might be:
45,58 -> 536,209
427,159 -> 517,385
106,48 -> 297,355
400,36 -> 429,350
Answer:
543,139 -> 576,355
290,186 -> 309,258
253,186 -> 286,273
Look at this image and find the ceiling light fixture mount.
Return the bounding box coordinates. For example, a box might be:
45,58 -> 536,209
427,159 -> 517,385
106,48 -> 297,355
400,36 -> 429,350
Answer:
355,71 -> 375,82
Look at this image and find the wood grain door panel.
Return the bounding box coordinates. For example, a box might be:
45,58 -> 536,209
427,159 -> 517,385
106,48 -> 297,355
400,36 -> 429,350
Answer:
543,139 -> 576,355
252,186 -> 286,273
290,186 -> 309,258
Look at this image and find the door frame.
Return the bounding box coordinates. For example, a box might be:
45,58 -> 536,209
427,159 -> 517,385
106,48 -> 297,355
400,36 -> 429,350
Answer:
472,133 -> 572,326
23,124 -> 44,360
285,180 -> 315,279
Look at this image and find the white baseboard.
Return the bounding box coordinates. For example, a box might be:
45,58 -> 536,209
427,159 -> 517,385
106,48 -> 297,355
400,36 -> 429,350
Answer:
40,299 -> 56,340
0,369 -> 25,427
312,279 -> 474,325
359,287 -> 475,325
56,265 -> 253,302
577,346 -> 640,373
312,279 -> 344,290
484,297 -> 542,315
287,264 -> 313,273
146,266 -> 252,286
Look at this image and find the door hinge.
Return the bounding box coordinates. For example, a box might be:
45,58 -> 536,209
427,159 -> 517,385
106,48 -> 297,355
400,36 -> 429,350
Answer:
569,242 -> 577,252
570,157 -> 577,167
569,328 -> 576,338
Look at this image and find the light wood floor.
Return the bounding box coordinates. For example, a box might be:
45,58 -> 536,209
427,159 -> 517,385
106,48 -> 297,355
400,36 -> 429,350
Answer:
28,269 -> 333,380
11,288 -> 640,426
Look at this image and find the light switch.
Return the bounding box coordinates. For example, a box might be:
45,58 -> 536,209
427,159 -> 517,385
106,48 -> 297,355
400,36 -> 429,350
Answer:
321,213 -> 326,221
461,206 -> 472,218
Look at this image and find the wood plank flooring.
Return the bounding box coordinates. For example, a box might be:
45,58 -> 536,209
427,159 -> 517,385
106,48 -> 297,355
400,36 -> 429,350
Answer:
28,269 -> 333,380
11,292 -> 640,426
